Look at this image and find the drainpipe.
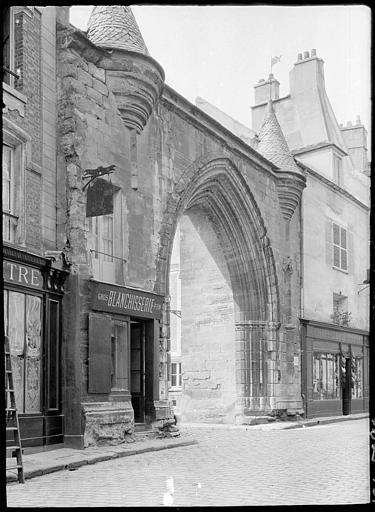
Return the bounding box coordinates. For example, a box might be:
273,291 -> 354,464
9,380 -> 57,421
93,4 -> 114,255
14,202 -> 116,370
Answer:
299,196 -> 307,417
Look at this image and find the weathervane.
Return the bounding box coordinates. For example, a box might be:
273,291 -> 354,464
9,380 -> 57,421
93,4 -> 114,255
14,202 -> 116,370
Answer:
269,55 -> 281,100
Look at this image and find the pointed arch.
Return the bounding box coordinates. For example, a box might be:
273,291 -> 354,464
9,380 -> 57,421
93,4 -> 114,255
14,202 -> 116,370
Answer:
156,154 -> 280,325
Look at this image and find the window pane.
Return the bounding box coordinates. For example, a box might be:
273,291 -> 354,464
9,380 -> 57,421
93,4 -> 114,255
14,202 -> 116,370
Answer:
321,355 -> 327,398
8,292 -> 25,412
333,246 -> 340,267
25,295 -> 42,413
2,145 -> 12,212
326,357 -> 334,398
340,228 -> 347,249
341,249 -> 347,271
333,224 -> 340,244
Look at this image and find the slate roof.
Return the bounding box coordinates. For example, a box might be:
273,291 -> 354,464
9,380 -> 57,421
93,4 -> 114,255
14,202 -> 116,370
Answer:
86,5 -> 149,55
257,101 -> 302,175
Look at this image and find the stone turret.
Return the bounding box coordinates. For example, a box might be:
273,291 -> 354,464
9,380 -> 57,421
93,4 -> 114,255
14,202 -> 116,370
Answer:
86,5 -> 164,134
257,100 -> 305,221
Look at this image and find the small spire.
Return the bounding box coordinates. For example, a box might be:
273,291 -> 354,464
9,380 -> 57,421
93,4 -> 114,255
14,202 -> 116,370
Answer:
257,101 -> 302,176
87,5 -> 149,55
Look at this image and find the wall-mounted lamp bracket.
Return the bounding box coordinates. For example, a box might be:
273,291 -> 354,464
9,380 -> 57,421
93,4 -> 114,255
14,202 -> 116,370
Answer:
82,164 -> 117,192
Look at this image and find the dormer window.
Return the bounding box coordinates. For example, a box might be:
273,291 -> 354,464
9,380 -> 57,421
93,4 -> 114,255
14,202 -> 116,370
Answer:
333,154 -> 343,186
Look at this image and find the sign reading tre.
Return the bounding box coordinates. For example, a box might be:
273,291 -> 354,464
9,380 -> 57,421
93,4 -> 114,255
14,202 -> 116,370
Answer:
3,260 -> 44,289
91,282 -> 164,320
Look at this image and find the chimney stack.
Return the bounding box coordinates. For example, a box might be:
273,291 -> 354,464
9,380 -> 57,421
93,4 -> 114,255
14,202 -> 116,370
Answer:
340,118 -> 369,174
290,49 -> 325,94
254,73 -> 280,104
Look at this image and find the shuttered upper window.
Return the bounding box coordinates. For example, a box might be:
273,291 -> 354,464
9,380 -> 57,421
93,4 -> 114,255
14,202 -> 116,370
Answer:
332,223 -> 348,272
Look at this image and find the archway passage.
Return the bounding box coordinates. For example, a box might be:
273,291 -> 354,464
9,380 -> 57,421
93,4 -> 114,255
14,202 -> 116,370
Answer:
165,157 -> 280,423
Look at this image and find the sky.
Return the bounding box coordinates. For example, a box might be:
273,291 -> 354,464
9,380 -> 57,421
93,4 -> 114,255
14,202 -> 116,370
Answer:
69,5 -> 371,145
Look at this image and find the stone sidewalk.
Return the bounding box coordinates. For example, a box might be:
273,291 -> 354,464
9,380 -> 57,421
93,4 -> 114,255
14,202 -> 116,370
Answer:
6,412 -> 368,484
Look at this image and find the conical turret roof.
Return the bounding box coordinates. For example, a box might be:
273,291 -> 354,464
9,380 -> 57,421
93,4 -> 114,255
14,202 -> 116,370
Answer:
257,100 -> 301,175
86,5 -> 149,55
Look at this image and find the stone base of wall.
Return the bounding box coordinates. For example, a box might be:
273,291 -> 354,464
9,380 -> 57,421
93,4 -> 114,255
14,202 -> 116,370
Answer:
82,401 -> 134,447
151,400 -> 179,437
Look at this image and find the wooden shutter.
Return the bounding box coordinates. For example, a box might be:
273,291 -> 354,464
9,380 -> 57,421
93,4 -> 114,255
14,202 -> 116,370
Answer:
325,220 -> 332,266
88,312 -> 112,393
347,229 -> 354,275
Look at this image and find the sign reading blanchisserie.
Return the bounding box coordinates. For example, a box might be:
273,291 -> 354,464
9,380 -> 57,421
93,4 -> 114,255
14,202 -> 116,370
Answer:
3,260 -> 43,289
91,282 -> 164,320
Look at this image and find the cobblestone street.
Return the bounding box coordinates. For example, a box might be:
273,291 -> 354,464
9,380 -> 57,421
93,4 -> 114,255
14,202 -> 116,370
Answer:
6,419 -> 369,507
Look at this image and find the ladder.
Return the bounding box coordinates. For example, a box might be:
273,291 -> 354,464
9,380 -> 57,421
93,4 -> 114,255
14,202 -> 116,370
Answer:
5,335 -> 25,483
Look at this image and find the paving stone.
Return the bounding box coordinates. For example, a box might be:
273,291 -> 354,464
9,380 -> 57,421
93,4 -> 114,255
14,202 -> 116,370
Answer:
6,419 -> 370,506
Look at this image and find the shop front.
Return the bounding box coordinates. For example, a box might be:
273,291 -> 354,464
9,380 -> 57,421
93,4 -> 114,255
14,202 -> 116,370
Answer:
82,280 -> 165,445
300,319 -> 369,419
3,245 -> 67,448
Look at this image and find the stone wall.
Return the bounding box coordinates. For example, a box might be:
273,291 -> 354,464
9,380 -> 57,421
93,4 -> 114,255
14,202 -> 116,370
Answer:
56,22 -> 304,442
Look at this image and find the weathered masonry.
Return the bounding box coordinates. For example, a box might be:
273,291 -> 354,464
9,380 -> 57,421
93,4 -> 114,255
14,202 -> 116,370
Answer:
54,6 -> 306,447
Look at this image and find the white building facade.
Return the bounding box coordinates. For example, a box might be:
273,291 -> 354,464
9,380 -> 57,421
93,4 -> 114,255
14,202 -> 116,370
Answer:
252,49 -> 370,418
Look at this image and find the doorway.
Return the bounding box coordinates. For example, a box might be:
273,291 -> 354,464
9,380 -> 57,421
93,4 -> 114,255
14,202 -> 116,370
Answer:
130,321 -> 145,423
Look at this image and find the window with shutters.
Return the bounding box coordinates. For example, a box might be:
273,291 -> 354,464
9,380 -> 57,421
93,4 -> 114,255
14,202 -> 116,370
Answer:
332,223 -> 348,272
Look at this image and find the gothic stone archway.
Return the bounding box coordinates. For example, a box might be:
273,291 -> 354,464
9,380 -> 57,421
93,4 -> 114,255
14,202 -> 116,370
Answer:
157,155 -> 281,423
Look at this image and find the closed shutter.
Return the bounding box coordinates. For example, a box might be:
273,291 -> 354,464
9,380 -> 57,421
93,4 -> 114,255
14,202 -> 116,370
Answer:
88,312 -> 112,394
325,220 -> 332,266
347,229 -> 354,275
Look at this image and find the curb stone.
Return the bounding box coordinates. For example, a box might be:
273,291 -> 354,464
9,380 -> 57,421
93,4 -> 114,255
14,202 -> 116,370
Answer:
6,439 -> 199,484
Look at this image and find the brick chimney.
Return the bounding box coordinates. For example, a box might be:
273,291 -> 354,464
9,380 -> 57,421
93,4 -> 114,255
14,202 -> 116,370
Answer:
340,117 -> 369,175
254,73 -> 280,104
290,49 -> 325,94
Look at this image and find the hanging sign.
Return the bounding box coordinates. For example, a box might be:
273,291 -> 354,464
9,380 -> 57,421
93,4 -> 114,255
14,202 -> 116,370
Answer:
91,282 -> 164,320
86,178 -> 115,217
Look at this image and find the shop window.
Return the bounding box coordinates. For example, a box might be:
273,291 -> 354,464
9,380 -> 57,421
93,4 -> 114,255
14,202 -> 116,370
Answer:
4,289 -> 42,413
312,353 -> 339,400
171,362 -> 182,387
87,213 -> 115,283
2,144 -> 18,242
332,223 -> 348,272
351,357 -> 363,399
